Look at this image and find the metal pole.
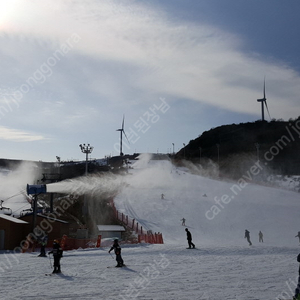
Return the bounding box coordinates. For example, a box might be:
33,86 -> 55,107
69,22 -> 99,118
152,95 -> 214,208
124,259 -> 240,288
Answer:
50,193 -> 54,213
32,195 -> 37,231
85,151 -> 88,176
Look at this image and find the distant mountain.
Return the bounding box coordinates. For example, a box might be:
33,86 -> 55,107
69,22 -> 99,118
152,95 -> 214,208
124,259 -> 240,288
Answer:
176,118 -> 300,178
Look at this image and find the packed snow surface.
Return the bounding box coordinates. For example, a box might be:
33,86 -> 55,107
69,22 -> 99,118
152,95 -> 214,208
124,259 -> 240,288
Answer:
1,155 -> 300,299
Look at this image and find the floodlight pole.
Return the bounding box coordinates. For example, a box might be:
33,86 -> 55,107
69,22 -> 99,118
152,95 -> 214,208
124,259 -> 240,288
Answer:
79,143 -> 93,176
79,144 -> 93,218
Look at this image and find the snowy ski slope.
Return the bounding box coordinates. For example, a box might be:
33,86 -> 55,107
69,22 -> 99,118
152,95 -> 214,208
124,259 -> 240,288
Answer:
1,154 -> 300,300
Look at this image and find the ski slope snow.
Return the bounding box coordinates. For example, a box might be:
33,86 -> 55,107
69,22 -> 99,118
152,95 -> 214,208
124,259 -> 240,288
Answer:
1,154 -> 300,300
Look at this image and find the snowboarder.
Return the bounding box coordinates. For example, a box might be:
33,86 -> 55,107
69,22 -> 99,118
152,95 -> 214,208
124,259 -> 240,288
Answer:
108,239 -> 124,267
185,228 -> 195,249
295,232 -> 300,243
293,253 -> 300,300
181,218 -> 186,226
245,229 -> 252,246
259,231 -> 263,243
161,193 -> 165,199
48,240 -> 63,273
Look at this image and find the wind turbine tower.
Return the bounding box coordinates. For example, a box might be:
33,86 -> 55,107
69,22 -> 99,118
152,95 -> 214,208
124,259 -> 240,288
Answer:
116,115 -> 129,156
257,78 -> 271,121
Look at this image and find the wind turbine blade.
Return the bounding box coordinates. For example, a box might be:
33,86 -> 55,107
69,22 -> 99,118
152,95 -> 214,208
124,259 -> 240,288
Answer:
264,101 -> 271,120
123,129 -> 130,144
122,115 -> 125,130
263,77 -> 266,99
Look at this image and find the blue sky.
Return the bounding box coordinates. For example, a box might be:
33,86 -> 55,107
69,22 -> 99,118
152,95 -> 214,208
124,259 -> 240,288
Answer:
0,0 -> 299,162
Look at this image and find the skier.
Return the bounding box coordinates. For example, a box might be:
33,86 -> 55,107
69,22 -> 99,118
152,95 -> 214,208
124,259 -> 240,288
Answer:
38,235 -> 48,257
293,253 -> 300,300
295,232 -> 300,243
245,229 -> 252,246
48,240 -> 63,273
181,218 -> 186,226
185,228 -> 195,249
108,239 -> 124,267
259,231 -> 263,243
161,193 -> 165,199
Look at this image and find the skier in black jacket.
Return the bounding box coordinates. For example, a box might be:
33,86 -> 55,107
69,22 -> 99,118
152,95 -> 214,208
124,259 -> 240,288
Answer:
185,228 -> 195,249
293,253 -> 300,300
108,239 -> 124,267
48,240 -> 63,273
245,229 -> 252,246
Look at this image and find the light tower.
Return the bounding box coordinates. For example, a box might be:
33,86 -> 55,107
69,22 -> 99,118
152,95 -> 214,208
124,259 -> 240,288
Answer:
79,143 -> 93,175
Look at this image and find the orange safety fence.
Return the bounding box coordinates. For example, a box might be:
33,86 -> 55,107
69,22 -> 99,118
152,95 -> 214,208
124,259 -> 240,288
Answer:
110,200 -> 163,244
22,235 -> 102,253
58,234 -> 102,250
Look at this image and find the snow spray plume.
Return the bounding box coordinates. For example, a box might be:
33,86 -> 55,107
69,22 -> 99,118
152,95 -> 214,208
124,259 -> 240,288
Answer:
0,161 -> 41,216
179,158 -> 219,178
46,173 -> 125,197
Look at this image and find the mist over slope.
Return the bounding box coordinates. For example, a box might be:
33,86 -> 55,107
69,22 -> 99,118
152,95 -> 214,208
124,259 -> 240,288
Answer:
0,162 -> 40,216
115,154 -> 300,247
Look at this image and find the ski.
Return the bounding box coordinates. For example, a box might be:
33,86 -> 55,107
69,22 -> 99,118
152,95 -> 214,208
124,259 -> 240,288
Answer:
107,265 -> 127,268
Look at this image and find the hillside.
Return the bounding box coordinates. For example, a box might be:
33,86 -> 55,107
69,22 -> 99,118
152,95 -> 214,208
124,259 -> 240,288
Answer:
114,154 -> 300,247
177,119 -> 300,178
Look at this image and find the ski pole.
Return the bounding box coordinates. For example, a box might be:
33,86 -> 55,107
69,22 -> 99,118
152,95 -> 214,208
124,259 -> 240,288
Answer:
109,252 -> 114,260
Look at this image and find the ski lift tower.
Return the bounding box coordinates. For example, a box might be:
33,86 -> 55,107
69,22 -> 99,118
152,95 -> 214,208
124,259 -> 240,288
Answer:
26,184 -> 47,231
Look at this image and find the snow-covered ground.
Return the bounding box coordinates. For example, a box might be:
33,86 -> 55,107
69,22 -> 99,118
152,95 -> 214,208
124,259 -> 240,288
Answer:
0,244 -> 298,300
1,154 -> 300,300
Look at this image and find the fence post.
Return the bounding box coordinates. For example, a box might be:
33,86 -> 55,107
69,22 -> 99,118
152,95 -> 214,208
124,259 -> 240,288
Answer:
96,235 -> 101,248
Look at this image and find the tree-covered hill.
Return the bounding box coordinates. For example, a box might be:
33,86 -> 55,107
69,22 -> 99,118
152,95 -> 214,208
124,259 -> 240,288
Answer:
176,118 -> 300,178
